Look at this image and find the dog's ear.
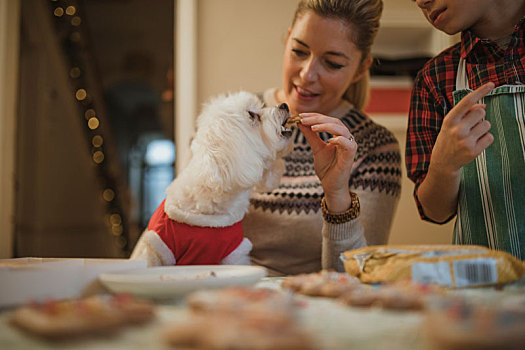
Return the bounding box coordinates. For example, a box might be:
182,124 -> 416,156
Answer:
248,111 -> 261,126
198,129 -> 265,192
210,144 -> 264,191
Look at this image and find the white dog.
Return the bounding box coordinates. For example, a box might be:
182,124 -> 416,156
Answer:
131,91 -> 293,266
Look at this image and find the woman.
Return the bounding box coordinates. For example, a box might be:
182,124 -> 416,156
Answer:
243,0 -> 402,276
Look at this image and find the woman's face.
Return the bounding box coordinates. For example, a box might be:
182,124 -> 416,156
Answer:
279,11 -> 365,115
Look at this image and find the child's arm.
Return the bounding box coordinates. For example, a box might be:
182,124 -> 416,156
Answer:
416,82 -> 494,222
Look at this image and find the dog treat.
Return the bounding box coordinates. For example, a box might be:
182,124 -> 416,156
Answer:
338,287 -> 383,308
10,294 -> 155,340
285,114 -> 302,128
282,271 -> 441,311
342,244 -> 525,288
186,286 -> 294,317
281,270 -> 361,298
164,312 -> 315,350
165,286 -> 315,349
423,297 -> 525,350
376,286 -> 426,311
338,282 -> 435,311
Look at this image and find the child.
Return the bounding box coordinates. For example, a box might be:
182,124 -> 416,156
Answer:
406,0 -> 525,259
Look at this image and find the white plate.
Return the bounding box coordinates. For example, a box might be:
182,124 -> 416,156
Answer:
98,265 -> 267,298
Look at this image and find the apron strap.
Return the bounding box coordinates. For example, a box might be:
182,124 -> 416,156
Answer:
456,57 -> 469,90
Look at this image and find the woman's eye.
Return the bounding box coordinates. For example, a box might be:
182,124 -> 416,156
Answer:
326,61 -> 344,70
292,48 -> 307,57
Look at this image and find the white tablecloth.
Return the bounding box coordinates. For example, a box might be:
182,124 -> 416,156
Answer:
1,277 -> 524,350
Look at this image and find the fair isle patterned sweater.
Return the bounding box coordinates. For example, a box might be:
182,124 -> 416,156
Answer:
242,88 -> 402,276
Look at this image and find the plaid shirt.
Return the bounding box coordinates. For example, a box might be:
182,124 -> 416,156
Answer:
406,17 -> 525,222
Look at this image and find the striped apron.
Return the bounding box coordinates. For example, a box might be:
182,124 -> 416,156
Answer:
452,58 -> 525,260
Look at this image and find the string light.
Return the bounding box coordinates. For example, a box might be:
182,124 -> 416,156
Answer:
71,16 -> 82,26
92,150 -> 104,164
65,6 -> 76,16
87,117 -> 99,129
84,108 -> 96,119
102,188 -> 115,202
69,67 -> 81,78
53,7 -> 64,17
75,88 -> 87,101
111,225 -> 123,236
110,214 -> 122,225
92,135 -> 103,147
49,0 -> 130,255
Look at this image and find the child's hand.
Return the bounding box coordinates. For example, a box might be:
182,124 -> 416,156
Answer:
431,82 -> 495,175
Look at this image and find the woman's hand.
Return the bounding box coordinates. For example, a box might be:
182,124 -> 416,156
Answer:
298,113 -> 357,213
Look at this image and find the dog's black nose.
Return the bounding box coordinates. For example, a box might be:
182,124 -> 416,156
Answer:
278,103 -> 289,112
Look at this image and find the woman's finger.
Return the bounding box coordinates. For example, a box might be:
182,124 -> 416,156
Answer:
299,113 -> 351,138
299,113 -> 345,127
328,136 -> 357,159
297,123 -> 326,153
310,123 -> 351,138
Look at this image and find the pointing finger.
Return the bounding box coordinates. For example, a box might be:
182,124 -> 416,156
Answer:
448,82 -> 494,121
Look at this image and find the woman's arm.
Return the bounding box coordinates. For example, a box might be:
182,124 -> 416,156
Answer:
321,219 -> 366,271
298,113 -> 366,271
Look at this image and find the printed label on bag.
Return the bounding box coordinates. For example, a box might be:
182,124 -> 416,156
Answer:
411,261 -> 452,287
453,258 -> 498,287
420,249 -> 483,258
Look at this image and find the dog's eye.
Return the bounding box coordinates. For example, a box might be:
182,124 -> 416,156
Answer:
248,111 -> 261,122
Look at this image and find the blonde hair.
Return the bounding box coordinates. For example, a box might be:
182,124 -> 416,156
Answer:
291,0 -> 383,110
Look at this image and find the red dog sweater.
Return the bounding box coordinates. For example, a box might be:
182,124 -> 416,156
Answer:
147,199 -> 244,265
